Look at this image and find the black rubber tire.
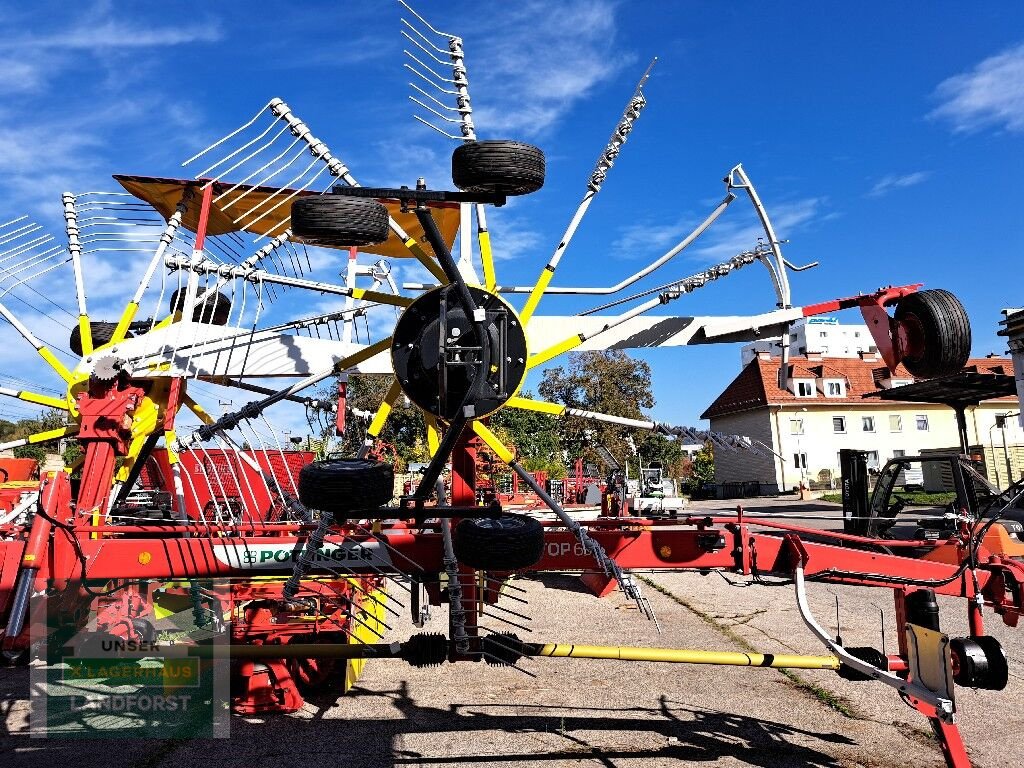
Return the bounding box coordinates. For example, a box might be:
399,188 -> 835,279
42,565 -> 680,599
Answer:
893,289 -> 971,378
951,635 -> 1008,690
297,458 -> 394,514
453,513 -> 545,571
291,196 -> 390,247
170,289 -> 232,325
452,140 -> 545,196
69,321 -> 131,356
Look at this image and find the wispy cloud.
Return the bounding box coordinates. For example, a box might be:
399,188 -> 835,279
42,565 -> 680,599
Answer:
468,0 -> 632,138
929,41 -> 1024,133
867,171 -> 931,197
0,5 -> 221,53
0,4 -> 221,97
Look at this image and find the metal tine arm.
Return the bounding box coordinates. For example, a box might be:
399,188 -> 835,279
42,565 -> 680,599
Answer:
181,99 -> 278,169
0,223 -> 43,248
406,65 -> 458,97
402,30 -> 454,68
0,215 -> 28,232
110,193 -> 191,344
479,611 -> 531,633
0,236 -> 55,264
404,49 -> 459,85
579,247 -> 764,315
205,121 -> 292,194
471,421 -> 658,629
217,131 -> 304,210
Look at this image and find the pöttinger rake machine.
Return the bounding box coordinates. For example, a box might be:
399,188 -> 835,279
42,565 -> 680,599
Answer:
0,4 -> 1017,764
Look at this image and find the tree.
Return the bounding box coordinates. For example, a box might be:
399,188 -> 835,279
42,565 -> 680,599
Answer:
691,441 -> 715,483
13,444 -> 47,465
539,350 -> 658,471
62,440 -> 84,469
331,375 -> 427,471
489,390 -> 565,475
636,431 -> 686,476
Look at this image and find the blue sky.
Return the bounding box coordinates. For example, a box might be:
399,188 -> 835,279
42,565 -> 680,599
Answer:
0,1 -> 1022,434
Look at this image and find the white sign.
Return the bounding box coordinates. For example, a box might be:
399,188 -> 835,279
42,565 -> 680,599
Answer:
211,540 -> 393,570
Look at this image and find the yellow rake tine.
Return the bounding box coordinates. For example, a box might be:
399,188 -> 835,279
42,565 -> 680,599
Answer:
0,424 -> 79,452
424,414 -> 441,456
505,396 -> 565,416
367,380 -> 404,439
0,387 -> 68,411
526,334 -> 584,370
471,421 -> 515,465
403,238 -> 449,284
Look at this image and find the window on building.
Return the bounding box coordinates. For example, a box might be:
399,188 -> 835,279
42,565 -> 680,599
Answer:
793,453 -> 808,469
866,450 -> 879,468
790,418 -> 804,435
854,331 -> 861,338
796,380 -> 815,397
820,331 -> 828,338
889,415 -> 902,432
893,450 -> 905,458
826,380 -> 844,397
832,416 -> 846,433
862,416 -> 875,432
916,414 -> 929,431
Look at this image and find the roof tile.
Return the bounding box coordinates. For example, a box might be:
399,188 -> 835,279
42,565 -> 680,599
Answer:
701,356 -> 1014,420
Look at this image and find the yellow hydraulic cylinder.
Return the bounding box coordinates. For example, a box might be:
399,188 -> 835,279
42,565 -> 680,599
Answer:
531,643 -> 840,670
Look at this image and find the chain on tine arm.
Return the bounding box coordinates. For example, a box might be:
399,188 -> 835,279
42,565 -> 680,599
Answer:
580,247 -> 766,315
519,58 -> 656,325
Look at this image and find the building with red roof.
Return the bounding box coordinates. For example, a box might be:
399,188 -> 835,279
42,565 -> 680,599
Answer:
701,352 -> 1020,494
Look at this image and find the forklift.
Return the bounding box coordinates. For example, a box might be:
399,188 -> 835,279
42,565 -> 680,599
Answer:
841,449 -> 1024,556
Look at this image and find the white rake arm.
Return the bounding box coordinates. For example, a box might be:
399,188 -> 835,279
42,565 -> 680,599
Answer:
471,420 -> 660,627
726,164 -> 791,308
504,397 -> 774,458
110,193 -> 190,343
62,193 -> 91,356
519,59 -> 656,324
0,386 -> 68,411
404,192 -> 735,294
165,253 -> 412,309
175,338 -> 392,450
188,229 -> 293,314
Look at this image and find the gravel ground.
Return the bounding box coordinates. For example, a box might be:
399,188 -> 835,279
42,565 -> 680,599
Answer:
1,498 -> 1019,767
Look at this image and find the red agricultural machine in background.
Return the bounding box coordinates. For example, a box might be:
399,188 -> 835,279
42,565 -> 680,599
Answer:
0,4 -> 1019,766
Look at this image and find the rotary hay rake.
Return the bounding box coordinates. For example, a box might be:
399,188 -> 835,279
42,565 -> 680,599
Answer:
0,3 -> 1018,764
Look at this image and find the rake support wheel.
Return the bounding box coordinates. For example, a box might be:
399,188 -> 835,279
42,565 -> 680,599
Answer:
453,513 -> 544,571
69,321 -> 131,356
170,289 -> 233,325
452,140 -> 545,196
298,458 -> 394,514
950,635 -> 1008,690
894,289 -> 971,378
291,196 -> 390,247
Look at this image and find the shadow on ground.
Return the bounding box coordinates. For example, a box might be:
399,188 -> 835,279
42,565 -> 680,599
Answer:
3,664 -> 860,768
